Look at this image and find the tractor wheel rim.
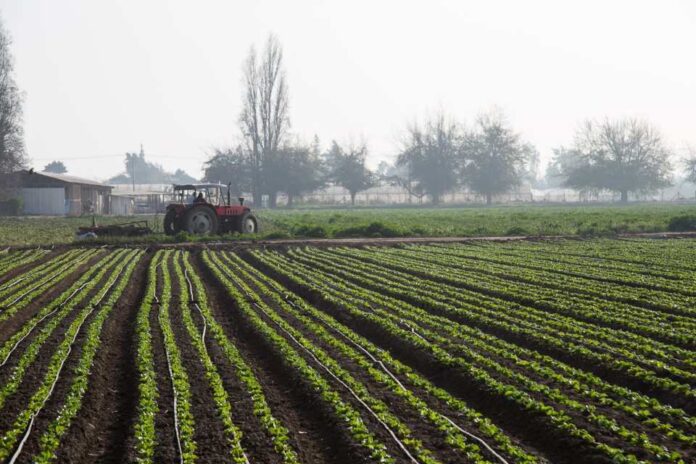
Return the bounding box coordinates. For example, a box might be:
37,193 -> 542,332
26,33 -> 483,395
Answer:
192,213 -> 211,233
244,218 -> 255,233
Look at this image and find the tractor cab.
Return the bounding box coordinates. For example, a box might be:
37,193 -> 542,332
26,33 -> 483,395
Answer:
172,184 -> 223,206
164,183 -> 257,236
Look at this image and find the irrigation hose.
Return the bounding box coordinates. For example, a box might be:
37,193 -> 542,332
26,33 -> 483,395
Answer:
285,298 -> 511,464
184,268 -> 208,352
7,256 -> 130,463
0,283 -> 89,368
1,252 -> 96,308
158,304 -> 185,464
8,304 -> 98,464
152,260 -> 184,464
251,300 -> 421,464
182,258 -> 250,464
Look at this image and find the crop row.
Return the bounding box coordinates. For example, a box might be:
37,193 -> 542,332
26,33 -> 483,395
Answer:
0,249 -> 47,277
320,246 -> 696,383
0,249 -> 140,462
215,250 -> 537,464
251,248 -> 693,462
292,246 -> 696,422
343,246 -> 696,348
135,250 -> 303,463
496,239 -> 696,273
423,243 -> 696,305
0,249 -> 100,325
454,242 -> 695,287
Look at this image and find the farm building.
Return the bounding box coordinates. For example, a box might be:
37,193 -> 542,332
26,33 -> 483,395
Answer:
11,170 -> 114,216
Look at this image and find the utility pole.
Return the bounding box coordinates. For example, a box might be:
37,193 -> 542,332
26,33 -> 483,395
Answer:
131,157 -> 135,192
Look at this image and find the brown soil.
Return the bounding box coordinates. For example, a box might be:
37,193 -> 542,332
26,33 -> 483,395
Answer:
193,252 -> 367,464
166,252 -> 238,463
231,256 -> 498,464
296,249 -> 696,410
246,250 -> 631,464
0,251 -> 136,461
51,250 -> 149,463
0,251 -> 106,347
149,264 -> 180,463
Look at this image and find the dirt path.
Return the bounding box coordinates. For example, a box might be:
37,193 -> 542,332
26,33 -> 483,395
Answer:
5,230 -> 696,252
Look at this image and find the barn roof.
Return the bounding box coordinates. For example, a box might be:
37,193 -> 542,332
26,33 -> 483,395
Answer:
20,170 -> 113,189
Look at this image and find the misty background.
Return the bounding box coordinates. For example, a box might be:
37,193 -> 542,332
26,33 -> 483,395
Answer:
2,0 -> 695,181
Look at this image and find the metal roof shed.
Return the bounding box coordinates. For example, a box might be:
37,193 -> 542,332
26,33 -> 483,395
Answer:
16,170 -> 113,216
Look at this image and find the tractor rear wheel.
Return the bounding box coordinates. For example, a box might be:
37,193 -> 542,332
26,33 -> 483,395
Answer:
163,210 -> 178,236
238,212 -> 258,234
184,206 -> 219,235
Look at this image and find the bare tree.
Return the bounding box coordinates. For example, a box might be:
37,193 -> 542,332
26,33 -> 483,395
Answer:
563,118 -> 672,202
239,34 -> 290,207
0,16 -> 25,185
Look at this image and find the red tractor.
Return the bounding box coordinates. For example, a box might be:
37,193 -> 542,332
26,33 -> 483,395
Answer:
163,183 -> 258,236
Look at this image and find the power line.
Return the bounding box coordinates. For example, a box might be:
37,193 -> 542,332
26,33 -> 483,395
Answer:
30,154 -> 199,162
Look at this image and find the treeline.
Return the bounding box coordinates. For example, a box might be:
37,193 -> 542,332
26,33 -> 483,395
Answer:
204,34 -> 694,207
204,139 -> 373,207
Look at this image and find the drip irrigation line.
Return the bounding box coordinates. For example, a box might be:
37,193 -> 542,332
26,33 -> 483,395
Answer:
283,298 -> 511,464
183,267 -> 207,352
8,304 -> 97,464
7,257 -> 129,463
1,253 -> 94,308
0,283 -> 89,369
154,260 -> 184,464
182,257 -> 249,464
0,252 -> 74,292
250,300 -> 421,464
158,304 -> 184,464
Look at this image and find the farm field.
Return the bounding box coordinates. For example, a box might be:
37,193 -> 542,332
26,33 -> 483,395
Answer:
1,203 -> 696,246
0,239 -> 693,463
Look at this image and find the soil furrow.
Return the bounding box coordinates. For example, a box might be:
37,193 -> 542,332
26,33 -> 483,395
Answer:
51,250 -> 148,463
246,250 -> 624,464
0,251 -> 106,346
166,252 -> 235,463
194,251 -> 363,464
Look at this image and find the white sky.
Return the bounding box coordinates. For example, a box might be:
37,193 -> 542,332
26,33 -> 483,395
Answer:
2,0 -> 695,180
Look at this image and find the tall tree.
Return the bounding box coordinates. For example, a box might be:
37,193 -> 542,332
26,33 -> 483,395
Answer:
460,112 -> 532,205
239,34 -> 290,207
0,16 -> 25,184
396,112 -> 460,204
42,160 -> 67,174
325,141 -> 374,206
562,118 -> 672,202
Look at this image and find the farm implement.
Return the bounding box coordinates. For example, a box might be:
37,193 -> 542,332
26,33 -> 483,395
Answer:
76,218 -> 153,239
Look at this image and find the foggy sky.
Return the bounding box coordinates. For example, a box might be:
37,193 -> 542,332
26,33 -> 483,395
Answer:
2,0 -> 695,180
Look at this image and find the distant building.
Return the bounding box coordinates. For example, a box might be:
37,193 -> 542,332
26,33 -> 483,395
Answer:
11,170 -> 114,216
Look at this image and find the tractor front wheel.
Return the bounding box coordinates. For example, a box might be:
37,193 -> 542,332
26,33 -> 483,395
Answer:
163,210 -> 179,236
184,206 -> 219,235
238,212 -> 258,234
